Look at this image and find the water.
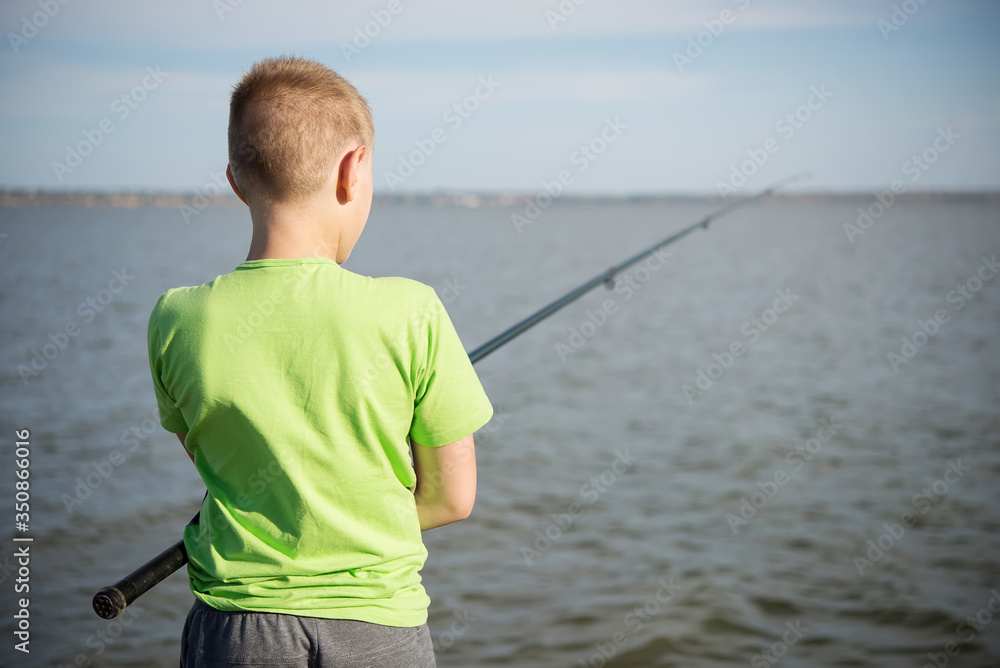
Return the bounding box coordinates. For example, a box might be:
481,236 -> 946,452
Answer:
1,195 -> 998,667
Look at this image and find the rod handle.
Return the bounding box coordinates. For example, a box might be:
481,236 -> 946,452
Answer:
92,539 -> 189,619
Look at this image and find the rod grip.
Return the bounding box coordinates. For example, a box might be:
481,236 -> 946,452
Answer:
92,539 -> 188,619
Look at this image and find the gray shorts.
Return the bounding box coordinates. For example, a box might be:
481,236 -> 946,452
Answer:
180,599 -> 436,668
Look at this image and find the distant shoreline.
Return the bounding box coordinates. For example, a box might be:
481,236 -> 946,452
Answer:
1,189 -> 998,209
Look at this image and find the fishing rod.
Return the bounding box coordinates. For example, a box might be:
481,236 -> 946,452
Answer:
92,173 -> 807,620
467,172 -> 808,363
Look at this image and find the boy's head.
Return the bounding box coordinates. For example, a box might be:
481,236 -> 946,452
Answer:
226,56 -> 374,261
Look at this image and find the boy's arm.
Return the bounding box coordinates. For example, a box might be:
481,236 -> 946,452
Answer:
176,433 -> 193,463
411,434 -> 476,531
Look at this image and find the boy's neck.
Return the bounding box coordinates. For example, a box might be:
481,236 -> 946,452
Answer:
245,204 -> 342,264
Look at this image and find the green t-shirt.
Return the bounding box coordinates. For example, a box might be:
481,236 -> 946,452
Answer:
147,257 -> 493,626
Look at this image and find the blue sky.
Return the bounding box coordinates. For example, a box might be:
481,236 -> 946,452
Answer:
0,0 -> 997,195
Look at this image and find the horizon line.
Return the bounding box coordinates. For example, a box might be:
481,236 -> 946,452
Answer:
2,187 -> 999,199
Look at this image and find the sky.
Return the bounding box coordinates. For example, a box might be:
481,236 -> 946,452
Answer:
0,0 -> 997,196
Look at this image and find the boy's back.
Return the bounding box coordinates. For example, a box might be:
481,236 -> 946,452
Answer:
150,255 -> 492,626
153,55 -> 492,666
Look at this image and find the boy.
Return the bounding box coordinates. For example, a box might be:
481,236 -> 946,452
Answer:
147,56 -> 493,667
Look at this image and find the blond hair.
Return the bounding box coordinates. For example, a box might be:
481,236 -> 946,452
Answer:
228,56 -> 374,204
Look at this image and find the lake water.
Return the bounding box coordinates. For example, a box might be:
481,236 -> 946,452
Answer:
1,195 -> 998,667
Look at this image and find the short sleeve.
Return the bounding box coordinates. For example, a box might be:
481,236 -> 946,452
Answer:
409,291 -> 493,446
147,292 -> 188,434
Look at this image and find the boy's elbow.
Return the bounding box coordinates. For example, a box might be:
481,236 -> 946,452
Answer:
454,499 -> 475,522
443,494 -> 475,524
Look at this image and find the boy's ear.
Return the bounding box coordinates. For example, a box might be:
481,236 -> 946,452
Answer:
226,164 -> 249,205
336,145 -> 367,205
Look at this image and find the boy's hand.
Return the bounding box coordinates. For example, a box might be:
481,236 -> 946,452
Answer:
411,434 -> 477,531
